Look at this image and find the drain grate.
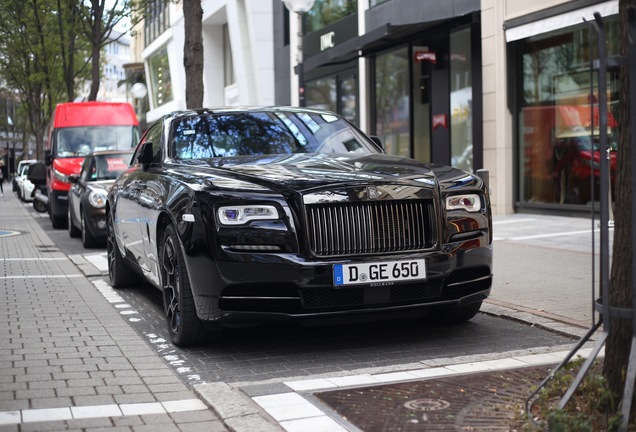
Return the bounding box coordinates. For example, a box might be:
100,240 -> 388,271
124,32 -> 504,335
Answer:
314,365 -> 555,431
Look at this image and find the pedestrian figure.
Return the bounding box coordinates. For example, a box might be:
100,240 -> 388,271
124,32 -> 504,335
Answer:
0,159 -> 4,196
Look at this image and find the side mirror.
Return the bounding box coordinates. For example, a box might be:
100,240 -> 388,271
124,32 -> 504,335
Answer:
68,174 -> 79,184
27,161 -> 47,185
369,135 -> 384,150
138,141 -> 154,166
44,150 -> 52,166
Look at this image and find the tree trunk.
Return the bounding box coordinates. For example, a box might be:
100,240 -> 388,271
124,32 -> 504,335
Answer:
183,0 -> 204,109
604,0 -> 636,420
88,0 -> 104,101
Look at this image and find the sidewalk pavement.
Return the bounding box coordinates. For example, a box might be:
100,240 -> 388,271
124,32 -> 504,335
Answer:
1,189 -> 609,431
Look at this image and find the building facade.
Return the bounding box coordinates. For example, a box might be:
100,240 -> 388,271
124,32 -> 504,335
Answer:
275,0 -> 619,216
483,0 -> 619,215
137,0 -> 619,216
140,0 -> 276,124
275,0 -> 483,182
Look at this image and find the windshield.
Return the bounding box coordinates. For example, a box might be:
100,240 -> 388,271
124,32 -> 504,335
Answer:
171,111 -> 379,160
55,126 -> 140,158
88,153 -> 133,181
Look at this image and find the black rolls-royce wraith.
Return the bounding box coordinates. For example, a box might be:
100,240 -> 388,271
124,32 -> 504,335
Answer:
107,107 -> 493,346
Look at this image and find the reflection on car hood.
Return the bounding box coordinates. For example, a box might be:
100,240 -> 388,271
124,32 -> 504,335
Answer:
175,153 -> 445,192
89,180 -> 116,190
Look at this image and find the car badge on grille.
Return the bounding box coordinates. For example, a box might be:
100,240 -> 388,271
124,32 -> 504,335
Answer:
367,186 -> 380,200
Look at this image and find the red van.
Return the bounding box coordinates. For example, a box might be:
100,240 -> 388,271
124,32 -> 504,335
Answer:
45,102 -> 140,228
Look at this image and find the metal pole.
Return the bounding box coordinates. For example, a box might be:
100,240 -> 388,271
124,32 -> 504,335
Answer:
297,12 -> 305,107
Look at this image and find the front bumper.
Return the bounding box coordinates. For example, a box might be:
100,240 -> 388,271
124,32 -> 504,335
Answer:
84,206 -> 108,241
183,237 -> 493,325
49,190 -> 68,218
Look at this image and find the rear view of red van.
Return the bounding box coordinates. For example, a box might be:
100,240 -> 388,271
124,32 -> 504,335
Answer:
45,102 -> 140,228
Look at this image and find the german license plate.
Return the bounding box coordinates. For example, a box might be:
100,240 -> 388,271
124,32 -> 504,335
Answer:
333,259 -> 426,286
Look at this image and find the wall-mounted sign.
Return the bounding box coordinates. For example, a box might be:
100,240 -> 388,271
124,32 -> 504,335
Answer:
414,51 -> 437,64
320,31 -> 336,51
304,15 -> 358,58
432,114 -> 447,130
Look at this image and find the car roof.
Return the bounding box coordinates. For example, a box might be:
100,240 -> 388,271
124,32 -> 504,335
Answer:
162,106 -> 339,121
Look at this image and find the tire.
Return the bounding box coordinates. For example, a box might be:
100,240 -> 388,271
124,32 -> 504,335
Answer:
68,205 -> 81,238
107,210 -> 140,288
81,210 -> 98,248
160,225 -> 207,346
51,213 -> 66,229
33,198 -> 47,213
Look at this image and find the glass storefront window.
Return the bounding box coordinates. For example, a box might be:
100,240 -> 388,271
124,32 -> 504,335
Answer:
306,78 -> 337,112
375,48 -> 410,158
305,0 -> 357,34
223,24 -> 235,87
517,18 -> 619,207
340,76 -> 357,124
306,72 -> 358,125
450,28 -> 472,172
148,46 -> 173,108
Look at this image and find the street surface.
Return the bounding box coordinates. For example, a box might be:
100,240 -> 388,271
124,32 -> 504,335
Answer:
20,199 -> 590,386
2,193 -> 609,431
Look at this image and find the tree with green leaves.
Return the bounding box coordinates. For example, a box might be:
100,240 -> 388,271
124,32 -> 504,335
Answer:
79,0 -> 134,101
0,0 -> 68,158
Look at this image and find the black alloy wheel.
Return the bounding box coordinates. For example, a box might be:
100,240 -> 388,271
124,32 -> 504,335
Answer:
33,197 -> 47,213
160,225 -> 205,346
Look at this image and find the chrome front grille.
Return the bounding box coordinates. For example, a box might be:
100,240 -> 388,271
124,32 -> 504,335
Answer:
306,199 -> 435,256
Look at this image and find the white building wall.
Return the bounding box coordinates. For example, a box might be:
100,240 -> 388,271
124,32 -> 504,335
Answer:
244,0 -> 274,105
202,24 -> 225,106
481,0 -> 514,215
143,0 -> 275,123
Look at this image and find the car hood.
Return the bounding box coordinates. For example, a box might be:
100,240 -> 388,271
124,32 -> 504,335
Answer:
89,180 -> 116,190
53,157 -> 84,175
173,153 -> 456,192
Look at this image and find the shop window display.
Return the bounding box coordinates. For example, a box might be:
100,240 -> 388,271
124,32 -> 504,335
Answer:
517,18 -> 619,207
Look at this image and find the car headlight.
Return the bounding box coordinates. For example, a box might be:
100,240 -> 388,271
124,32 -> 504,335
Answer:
88,188 -> 108,208
218,205 -> 279,225
446,194 -> 481,212
53,168 -> 69,183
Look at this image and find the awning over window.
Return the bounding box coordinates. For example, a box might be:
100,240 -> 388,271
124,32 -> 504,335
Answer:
505,0 -> 618,42
300,24 -> 393,73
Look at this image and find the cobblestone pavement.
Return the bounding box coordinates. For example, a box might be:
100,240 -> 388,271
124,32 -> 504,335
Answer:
0,193 -> 257,431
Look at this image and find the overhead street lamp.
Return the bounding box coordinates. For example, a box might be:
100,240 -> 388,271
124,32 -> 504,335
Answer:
281,0 -> 316,107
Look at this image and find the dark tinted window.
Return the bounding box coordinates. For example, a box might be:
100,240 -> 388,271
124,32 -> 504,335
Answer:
171,111 -> 377,160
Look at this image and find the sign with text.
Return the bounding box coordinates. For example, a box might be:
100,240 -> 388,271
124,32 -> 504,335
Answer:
414,51 -> 436,64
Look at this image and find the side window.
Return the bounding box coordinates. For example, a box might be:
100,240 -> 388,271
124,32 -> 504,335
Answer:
79,157 -> 94,181
134,123 -> 162,165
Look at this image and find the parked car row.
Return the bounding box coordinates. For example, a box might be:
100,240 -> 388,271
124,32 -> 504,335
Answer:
67,150 -> 134,248
26,104 -> 493,347
13,159 -> 37,202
